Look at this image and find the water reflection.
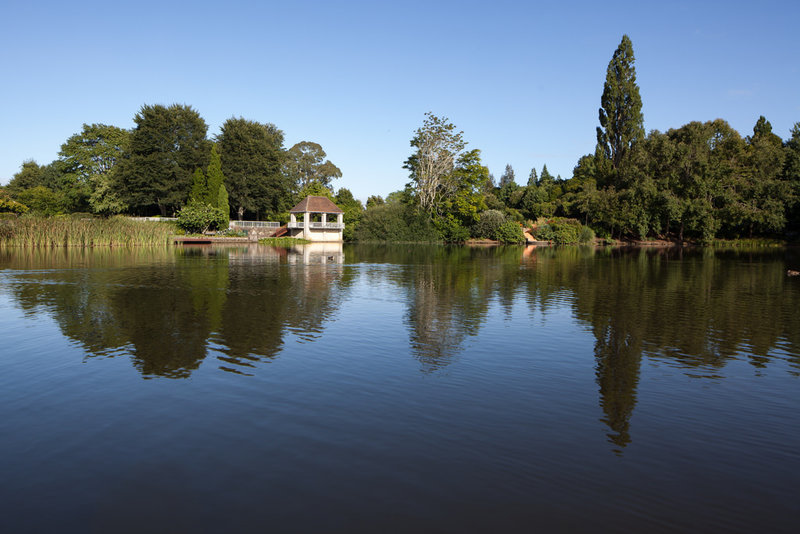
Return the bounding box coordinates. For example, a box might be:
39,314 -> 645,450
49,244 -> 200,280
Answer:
0,245 -> 352,378
1,244 -> 798,449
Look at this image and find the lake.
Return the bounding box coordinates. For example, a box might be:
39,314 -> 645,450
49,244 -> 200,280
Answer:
1,244 -> 798,533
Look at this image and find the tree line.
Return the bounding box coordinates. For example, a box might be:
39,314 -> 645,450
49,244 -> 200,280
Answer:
4,34 -> 799,243
372,34 -> 799,243
1,104 -> 353,223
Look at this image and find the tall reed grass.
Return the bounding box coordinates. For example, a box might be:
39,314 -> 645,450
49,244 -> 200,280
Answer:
0,216 -> 175,247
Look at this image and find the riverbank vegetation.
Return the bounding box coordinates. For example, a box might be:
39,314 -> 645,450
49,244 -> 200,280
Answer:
2,35 -> 798,245
0,216 -> 174,247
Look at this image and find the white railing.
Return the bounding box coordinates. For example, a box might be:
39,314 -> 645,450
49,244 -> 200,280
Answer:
288,222 -> 344,229
130,217 -> 177,222
230,221 -> 281,228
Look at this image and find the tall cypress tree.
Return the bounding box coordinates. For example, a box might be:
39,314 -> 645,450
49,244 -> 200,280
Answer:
206,144 -> 224,207
596,35 -> 644,171
190,168 -> 207,204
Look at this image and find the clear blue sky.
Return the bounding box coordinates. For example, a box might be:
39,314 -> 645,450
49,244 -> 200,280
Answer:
2,0 -> 798,201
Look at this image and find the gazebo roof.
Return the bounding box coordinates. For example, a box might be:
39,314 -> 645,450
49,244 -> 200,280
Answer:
289,195 -> 344,214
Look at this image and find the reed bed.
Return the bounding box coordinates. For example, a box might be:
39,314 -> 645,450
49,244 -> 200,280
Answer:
0,216 -> 175,247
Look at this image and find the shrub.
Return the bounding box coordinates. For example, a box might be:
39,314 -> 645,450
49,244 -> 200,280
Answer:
435,215 -> 470,243
495,220 -> 524,243
176,202 -> 227,234
0,195 -> 29,215
217,227 -> 247,237
533,217 -> 589,244
473,209 -> 506,240
15,186 -> 64,216
355,203 -> 440,242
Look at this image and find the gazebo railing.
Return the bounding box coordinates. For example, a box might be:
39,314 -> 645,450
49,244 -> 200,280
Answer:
288,222 -> 344,229
230,221 -> 281,228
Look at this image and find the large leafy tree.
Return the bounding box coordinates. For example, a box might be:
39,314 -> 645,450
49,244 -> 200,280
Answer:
783,122 -> 800,230
404,112 -> 467,214
118,104 -> 211,216
284,141 -> 342,192
58,123 -> 130,215
217,117 -> 287,220
334,188 -> 364,241
597,35 -> 645,175
6,160 -> 71,214
730,116 -> 788,237
6,161 -> 49,193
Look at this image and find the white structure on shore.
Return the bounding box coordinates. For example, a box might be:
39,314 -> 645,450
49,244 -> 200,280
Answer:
287,196 -> 345,242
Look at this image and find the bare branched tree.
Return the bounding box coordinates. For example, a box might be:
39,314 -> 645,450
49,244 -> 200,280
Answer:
404,112 -> 466,213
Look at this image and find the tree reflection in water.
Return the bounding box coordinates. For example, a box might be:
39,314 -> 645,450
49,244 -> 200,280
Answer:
1,245 -> 352,378
1,244 -> 798,451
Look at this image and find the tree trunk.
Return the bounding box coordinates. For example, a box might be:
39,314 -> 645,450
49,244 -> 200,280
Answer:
237,206 -> 244,221
679,221 -> 684,243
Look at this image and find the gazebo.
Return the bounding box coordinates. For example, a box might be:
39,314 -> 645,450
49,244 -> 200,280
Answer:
287,196 -> 345,242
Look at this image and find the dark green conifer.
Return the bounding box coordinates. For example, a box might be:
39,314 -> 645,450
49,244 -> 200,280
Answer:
596,35 -> 645,171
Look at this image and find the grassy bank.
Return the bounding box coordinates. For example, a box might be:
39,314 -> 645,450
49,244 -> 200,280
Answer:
0,216 -> 175,247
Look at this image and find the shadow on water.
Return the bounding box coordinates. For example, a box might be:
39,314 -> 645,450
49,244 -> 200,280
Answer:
1,244 -> 798,450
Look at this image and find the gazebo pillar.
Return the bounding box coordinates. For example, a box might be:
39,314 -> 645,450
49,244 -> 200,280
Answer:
303,212 -> 310,240
337,213 -> 343,225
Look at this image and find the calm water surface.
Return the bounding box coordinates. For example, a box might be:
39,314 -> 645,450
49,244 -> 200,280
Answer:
1,244 -> 798,533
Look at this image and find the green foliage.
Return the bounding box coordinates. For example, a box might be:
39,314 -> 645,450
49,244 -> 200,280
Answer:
440,149 -> 489,228
218,184 -> 230,228
473,209 -> 506,239
404,112 -> 467,214
533,217 -> 588,244
434,215 -> 470,243
118,104 -> 211,216
335,187 -> 364,242
7,161 -> 50,193
517,165 -> 561,221
366,195 -> 384,208
206,144 -> 224,207
495,220 -> 524,243
15,186 -> 65,216
499,164 -> 516,187
218,117 -> 287,220
355,202 -> 440,242
579,226 -> 596,243
176,202 -> 228,234
0,192 -> 29,214
0,216 -> 174,247
284,141 -> 342,191
295,180 -> 334,202
190,168 -> 207,204
784,123 -> 800,230
596,35 -> 645,172
58,123 -> 129,215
